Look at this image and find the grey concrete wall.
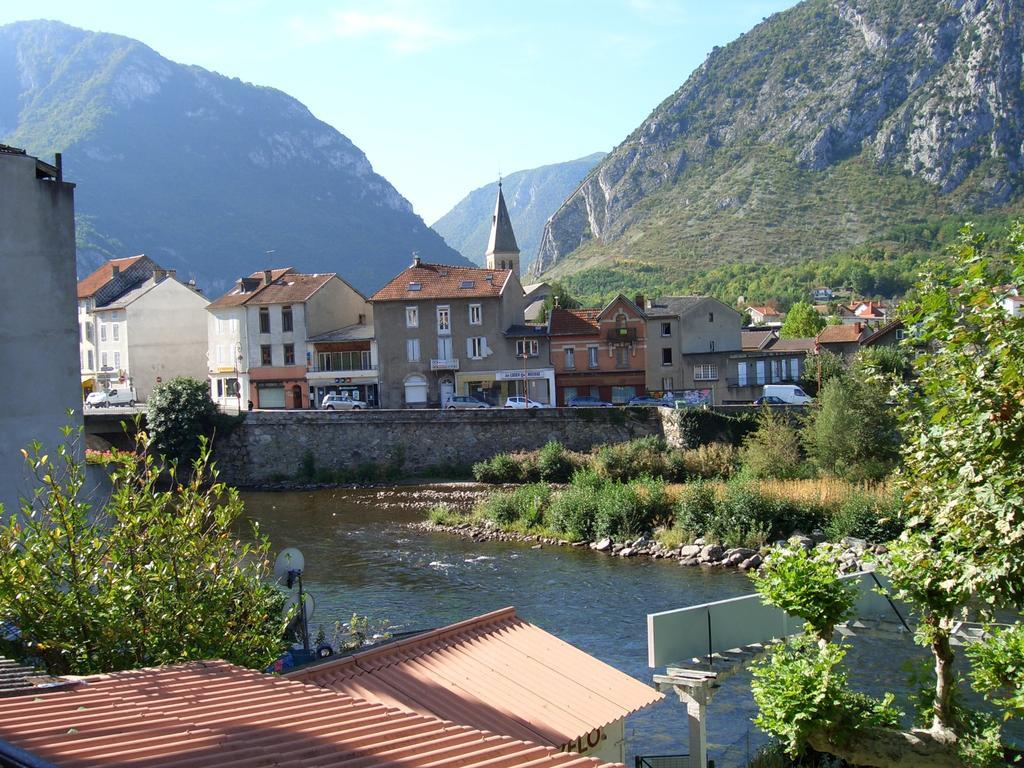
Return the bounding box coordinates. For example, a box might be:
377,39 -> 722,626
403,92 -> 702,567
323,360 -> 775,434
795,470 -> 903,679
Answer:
211,408 -> 664,485
0,154 -> 81,516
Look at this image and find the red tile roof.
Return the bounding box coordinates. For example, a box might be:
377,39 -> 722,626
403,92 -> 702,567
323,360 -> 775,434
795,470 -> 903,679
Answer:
0,660 -> 617,768
207,268 -> 336,309
76,256 -> 145,299
288,607 -> 662,750
741,331 -> 776,351
815,323 -> 867,344
371,262 -> 512,302
548,309 -> 601,337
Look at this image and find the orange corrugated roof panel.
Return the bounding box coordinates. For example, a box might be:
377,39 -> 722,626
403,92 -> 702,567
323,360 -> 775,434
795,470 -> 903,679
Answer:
0,660 -> 620,768
288,608 -> 663,749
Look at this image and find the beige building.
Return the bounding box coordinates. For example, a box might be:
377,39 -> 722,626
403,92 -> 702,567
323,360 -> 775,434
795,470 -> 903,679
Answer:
644,296 -> 744,405
78,257 -> 210,401
370,186 -> 553,408
207,268 -> 370,410
1,145 -> 80,516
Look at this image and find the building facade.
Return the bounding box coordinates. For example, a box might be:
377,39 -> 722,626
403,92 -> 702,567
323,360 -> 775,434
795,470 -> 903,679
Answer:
207,268 -> 370,410
78,258 -> 209,401
1,145 -> 80,516
644,296 -> 743,405
548,295 -> 648,405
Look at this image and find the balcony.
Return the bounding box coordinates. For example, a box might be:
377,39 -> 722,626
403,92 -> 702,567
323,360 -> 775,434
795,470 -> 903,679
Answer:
308,364 -> 377,374
606,327 -> 638,344
430,358 -> 460,371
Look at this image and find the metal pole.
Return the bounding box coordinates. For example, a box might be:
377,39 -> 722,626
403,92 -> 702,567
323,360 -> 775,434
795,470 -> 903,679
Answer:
706,612 -> 713,667
870,571 -> 912,633
297,572 -> 310,653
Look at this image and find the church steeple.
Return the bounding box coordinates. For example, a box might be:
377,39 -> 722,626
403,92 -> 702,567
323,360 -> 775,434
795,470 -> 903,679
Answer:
485,181 -> 520,276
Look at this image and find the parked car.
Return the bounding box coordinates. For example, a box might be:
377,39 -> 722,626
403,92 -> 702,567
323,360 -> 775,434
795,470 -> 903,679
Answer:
761,384 -> 813,405
566,395 -> 614,408
626,395 -> 674,408
504,396 -> 546,409
321,393 -> 366,410
444,395 -> 491,410
85,387 -> 137,408
753,395 -> 787,406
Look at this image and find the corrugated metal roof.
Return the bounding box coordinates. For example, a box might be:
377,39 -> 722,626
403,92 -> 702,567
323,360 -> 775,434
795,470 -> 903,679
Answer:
308,323 -> 375,343
0,660 -> 618,768
0,656 -> 69,697
76,256 -> 145,299
287,607 -> 662,749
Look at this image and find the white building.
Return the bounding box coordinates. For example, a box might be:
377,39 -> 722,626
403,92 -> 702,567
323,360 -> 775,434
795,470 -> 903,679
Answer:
207,268 -> 372,410
1,145 -> 80,516
77,257 -> 209,401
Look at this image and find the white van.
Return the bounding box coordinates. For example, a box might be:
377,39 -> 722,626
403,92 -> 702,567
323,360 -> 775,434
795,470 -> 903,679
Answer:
761,384 -> 813,405
86,387 -> 137,408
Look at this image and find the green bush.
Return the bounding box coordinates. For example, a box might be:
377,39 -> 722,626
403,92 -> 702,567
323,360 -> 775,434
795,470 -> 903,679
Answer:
674,480 -> 718,539
146,376 -> 218,464
548,484 -> 600,541
472,453 -> 522,483
824,490 -> 903,542
427,503 -> 466,526
592,476 -> 670,540
536,441 -> 577,482
593,436 -> 668,481
671,443 -> 740,480
479,483 -> 551,527
741,409 -> 803,480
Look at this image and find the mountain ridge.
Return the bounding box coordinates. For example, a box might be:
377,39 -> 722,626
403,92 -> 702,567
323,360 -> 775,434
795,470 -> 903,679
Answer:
431,152 -> 605,268
0,19 -> 469,294
533,0 -> 1024,293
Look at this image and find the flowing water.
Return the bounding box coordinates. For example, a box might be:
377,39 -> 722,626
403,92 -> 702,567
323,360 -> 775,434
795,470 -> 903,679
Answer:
241,484 -> 932,767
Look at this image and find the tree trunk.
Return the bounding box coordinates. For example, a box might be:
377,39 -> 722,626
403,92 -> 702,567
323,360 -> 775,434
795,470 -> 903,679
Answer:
931,625 -> 957,735
807,726 -> 962,768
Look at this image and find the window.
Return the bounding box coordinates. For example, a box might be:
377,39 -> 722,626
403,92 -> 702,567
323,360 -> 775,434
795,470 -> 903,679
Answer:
86,324 -> 93,342
317,351 -> 371,371
112,324 -> 119,341
284,343 -> 295,366
437,336 -> 453,360
708,312 -> 714,323
694,363 -> 718,381
469,304 -> 482,325
87,350 -> 94,370
661,322 -> 671,336
615,346 -> 630,368
709,340 -> 715,352
217,379 -> 224,397
100,324 -> 107,342
407,338 -> 421,362
562,387 -> 578,405
756,360 -> 766,384
738,362 -> 748,386
662,347 -> 673,366
101,352 -> 108,369
282,305 -> 293,332
111,311 -> 119,321
895,328 -> 906,340
516,339 -> 539,357
261,344 -> 272,366
587,345 -> 599,368
468,336 -> 486,359
564,347 -> 575,369
79,323 -> 83,341
611,386 -> 637,404
661,377 -> 674,391
259,307 -> 270,333
406,306 -> 419,328
113,351 -> 120,368
437,306 -> 451,334
404,374 -> 427,404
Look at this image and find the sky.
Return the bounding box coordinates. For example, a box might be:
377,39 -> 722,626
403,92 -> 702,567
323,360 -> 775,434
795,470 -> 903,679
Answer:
3,1 -> 797,223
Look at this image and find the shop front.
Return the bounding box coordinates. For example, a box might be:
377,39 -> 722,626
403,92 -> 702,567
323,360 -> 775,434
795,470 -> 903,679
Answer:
249,366 -> 308,409
456,368 -> 555,406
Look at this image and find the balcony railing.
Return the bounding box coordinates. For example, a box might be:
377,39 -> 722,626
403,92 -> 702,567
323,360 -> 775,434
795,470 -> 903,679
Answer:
430,358 -> 460,371
606,327 -> 638,343
726,372 -> 799,387
308,364 -> 378,373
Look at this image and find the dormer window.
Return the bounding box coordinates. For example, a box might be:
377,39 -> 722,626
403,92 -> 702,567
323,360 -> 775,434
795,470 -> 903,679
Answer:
460,280 -> 475,289
408,282 -> 422,291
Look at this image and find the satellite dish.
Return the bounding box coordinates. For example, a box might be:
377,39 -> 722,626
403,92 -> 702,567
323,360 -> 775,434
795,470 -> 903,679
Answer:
274,547 -> 305,585
285,591 -> 315,622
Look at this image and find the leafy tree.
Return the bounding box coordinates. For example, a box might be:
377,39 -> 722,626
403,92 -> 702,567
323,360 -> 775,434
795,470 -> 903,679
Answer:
780,301 -> 826,339
740,407 -> 803,479
0,428 -> 287,675
802,366 -> 899,481
751,223 -> 1024,767
146,376 -> 218,463
799,350 -> 845,396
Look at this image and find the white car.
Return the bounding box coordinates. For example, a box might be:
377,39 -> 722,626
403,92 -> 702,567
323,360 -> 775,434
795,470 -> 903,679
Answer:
321,393 -> 366,410
504,396 -> 546,409
85,387 -> 137,408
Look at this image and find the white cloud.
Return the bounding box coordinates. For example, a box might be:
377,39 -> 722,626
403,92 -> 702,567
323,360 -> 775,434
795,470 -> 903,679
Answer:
290,6 -> 466,52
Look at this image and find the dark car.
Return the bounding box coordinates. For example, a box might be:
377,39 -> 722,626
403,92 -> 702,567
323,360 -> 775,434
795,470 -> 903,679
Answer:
753,395 -> 787,406
566,395 -> 614,407
627,395 -> 674,408
443,395 -> 491,410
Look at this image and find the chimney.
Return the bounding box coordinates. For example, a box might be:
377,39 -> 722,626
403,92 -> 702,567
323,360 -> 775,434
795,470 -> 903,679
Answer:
634,293 -> 644,310
412,251 -> 421,267
154,268 -> 167,282
55,153 -> 63,183
263,269 -> 272,286
167,269 -> 177,281
553,295 -> 560,309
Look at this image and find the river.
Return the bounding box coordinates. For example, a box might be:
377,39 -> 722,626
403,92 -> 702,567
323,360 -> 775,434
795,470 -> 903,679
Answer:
241,484 -> 933,768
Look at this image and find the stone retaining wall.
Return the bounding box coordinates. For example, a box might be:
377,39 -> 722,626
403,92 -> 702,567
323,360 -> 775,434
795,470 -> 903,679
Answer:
212,408 -> 665,486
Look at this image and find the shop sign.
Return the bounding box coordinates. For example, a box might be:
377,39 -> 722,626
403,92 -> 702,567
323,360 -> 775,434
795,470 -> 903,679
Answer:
496,369 -> 549,381
559,727 -> 605,754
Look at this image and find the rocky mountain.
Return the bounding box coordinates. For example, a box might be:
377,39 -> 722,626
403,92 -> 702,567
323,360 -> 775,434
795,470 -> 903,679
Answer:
533,0 -> 1024,295
431,153 -> 605,268
0,20 -> 469,295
